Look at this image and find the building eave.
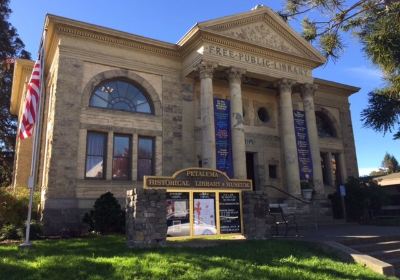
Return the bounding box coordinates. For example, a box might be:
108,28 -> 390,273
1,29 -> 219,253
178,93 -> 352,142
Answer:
46,14 -> 181,58
10,59 -> 35,116
314,78 -> 360,96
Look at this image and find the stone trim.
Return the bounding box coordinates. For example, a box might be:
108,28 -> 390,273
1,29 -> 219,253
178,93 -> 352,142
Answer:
202,32 -> 317,69
81,69 -> 162,116
56,24 -> 180,58
79,121 -> 162,135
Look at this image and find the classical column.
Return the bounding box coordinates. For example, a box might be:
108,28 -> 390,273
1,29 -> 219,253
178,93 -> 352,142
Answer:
228,67 -> 247,179
277,79 -> 301,195
300,83 -> 324,195
198,61 -> 217,169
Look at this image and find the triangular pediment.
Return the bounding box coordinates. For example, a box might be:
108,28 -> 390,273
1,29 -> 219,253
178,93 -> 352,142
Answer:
192,6 -> 325,65
213,21 -> 303,56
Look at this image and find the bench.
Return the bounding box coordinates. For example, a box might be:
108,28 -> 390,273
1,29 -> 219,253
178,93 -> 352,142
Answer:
266,206 -> 299,236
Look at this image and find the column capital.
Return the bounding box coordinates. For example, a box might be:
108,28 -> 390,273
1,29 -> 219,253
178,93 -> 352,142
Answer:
300,83 -> 318,99
227,67 -> 246,83
275,78 -> 296,92
197,61 -> 218,79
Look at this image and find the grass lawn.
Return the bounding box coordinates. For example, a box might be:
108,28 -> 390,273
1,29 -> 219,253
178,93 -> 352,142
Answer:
0,235 -> 395,280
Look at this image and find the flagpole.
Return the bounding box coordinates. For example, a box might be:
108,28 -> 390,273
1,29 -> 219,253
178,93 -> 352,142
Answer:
19,23 -> 47,249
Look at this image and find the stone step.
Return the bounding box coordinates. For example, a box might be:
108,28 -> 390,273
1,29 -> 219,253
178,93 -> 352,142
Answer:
341,236 -> 400,246
370,249 -> 400,260
386,257 -> 400,267
351,241 -> 400,253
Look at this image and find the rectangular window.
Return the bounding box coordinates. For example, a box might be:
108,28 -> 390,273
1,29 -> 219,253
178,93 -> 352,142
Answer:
269,164 -> 277,179
112,134 -> 131,180
85,131 -> 107,179
137,137 -> 155,180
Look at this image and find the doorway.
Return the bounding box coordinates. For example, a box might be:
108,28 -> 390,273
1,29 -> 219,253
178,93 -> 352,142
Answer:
246,152 -> 256,190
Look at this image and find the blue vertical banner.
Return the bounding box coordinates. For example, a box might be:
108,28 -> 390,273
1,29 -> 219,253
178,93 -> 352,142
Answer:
214,98 -> 233,178
293,110 -> 313,181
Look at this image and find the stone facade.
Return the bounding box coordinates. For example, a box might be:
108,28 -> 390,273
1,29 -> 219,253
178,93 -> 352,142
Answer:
10,6 -> 359,236
242,191 -> 270,239
126,189 -> 167,247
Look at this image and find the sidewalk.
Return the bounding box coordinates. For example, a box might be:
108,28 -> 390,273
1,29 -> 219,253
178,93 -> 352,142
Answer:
299,224 -> 400,242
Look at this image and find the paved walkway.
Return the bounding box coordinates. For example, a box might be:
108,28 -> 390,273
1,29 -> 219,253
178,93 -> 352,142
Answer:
299,224 -> 400,242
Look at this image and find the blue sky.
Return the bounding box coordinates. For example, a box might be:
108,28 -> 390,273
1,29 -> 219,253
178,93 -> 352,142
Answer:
9,0 -> 399,175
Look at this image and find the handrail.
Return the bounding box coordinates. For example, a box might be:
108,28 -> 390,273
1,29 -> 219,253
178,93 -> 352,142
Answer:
264,185 -> 311,205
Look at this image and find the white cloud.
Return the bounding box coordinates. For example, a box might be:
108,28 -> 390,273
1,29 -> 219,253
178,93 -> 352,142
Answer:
358,167 -> 380,176
346,66 -> 383,79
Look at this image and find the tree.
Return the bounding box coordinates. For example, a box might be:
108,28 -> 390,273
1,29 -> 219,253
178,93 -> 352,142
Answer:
0,0 -> 31,187
280,1 -> 400,139
369,169 -> 387,176
382,152 -> 399,173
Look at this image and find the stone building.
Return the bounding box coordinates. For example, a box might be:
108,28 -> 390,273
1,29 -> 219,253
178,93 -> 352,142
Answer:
11,6 -> 358,235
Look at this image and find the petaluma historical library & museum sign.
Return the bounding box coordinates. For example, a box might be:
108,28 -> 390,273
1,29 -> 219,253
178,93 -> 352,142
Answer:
144,168 -> 252,238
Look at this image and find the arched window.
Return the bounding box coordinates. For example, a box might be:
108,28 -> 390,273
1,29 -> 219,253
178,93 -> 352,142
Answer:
316,111 -> 336,137
89,80 -> 153,114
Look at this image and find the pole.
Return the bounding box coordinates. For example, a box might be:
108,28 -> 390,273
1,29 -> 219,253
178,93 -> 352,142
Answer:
339,184 -> 347,221
19,25 -> 47,249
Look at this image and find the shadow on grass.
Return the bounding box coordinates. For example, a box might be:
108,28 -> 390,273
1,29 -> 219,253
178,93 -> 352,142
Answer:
0,236 -> 393,280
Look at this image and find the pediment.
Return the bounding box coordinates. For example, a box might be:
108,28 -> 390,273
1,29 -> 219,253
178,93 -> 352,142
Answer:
214,21 -> 302,56
195,7 -> 325,65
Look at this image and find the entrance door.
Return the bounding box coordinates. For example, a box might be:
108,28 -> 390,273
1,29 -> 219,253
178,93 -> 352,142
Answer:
246,152 -> 256,190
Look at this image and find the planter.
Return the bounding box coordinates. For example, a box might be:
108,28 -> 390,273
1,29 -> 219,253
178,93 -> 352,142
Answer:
301,189 -> 313,200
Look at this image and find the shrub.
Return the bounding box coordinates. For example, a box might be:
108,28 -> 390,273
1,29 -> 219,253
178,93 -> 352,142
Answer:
329,177 -> 388,222
83,192 -> 125,234
0,224 -> 23,241
0,187 -> 28,227
23,221 -> 43,240
0,187 -> 41,241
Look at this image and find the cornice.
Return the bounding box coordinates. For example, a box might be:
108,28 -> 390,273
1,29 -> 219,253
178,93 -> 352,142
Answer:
200,31 -> 317,69
205,14 -> 321,62
54,23 -> 181,59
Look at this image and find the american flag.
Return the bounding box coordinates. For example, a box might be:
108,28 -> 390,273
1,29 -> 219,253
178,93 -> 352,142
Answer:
19,59 -> 42,140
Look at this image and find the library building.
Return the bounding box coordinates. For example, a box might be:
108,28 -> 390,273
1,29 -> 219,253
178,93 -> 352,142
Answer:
10,5 -> 359,243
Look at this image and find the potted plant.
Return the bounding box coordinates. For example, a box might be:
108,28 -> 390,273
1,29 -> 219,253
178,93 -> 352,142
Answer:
300,180 -> 314,200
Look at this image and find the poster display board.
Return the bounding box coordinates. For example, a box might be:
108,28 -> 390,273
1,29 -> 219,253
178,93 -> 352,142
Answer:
219,193 -> 241,234
293,110 -> 313,181
214,98 -> 233,178
193,192 -> 217,236
166,192 -> 190,237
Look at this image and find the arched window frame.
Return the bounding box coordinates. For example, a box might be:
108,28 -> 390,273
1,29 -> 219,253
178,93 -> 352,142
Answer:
89,78 -> 154,115
315,111 -> 337,138
82,70 -> 161,117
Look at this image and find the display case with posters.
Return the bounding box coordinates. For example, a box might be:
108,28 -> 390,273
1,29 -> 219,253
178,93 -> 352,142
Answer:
219,192 -> 241,234
193,192 -> 217,236
166,192 -> 190,237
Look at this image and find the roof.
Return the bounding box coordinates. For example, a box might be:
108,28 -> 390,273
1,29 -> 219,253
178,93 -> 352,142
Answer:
10,7 -> 360,116
374,172 -> 400,187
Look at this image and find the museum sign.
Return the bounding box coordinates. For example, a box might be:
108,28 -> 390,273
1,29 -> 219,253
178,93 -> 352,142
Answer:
144,168 -> 252,190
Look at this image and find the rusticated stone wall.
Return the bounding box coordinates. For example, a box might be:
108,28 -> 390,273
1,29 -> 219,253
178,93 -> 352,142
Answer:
126,189 -> 167,248
242,191 -> 270,239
